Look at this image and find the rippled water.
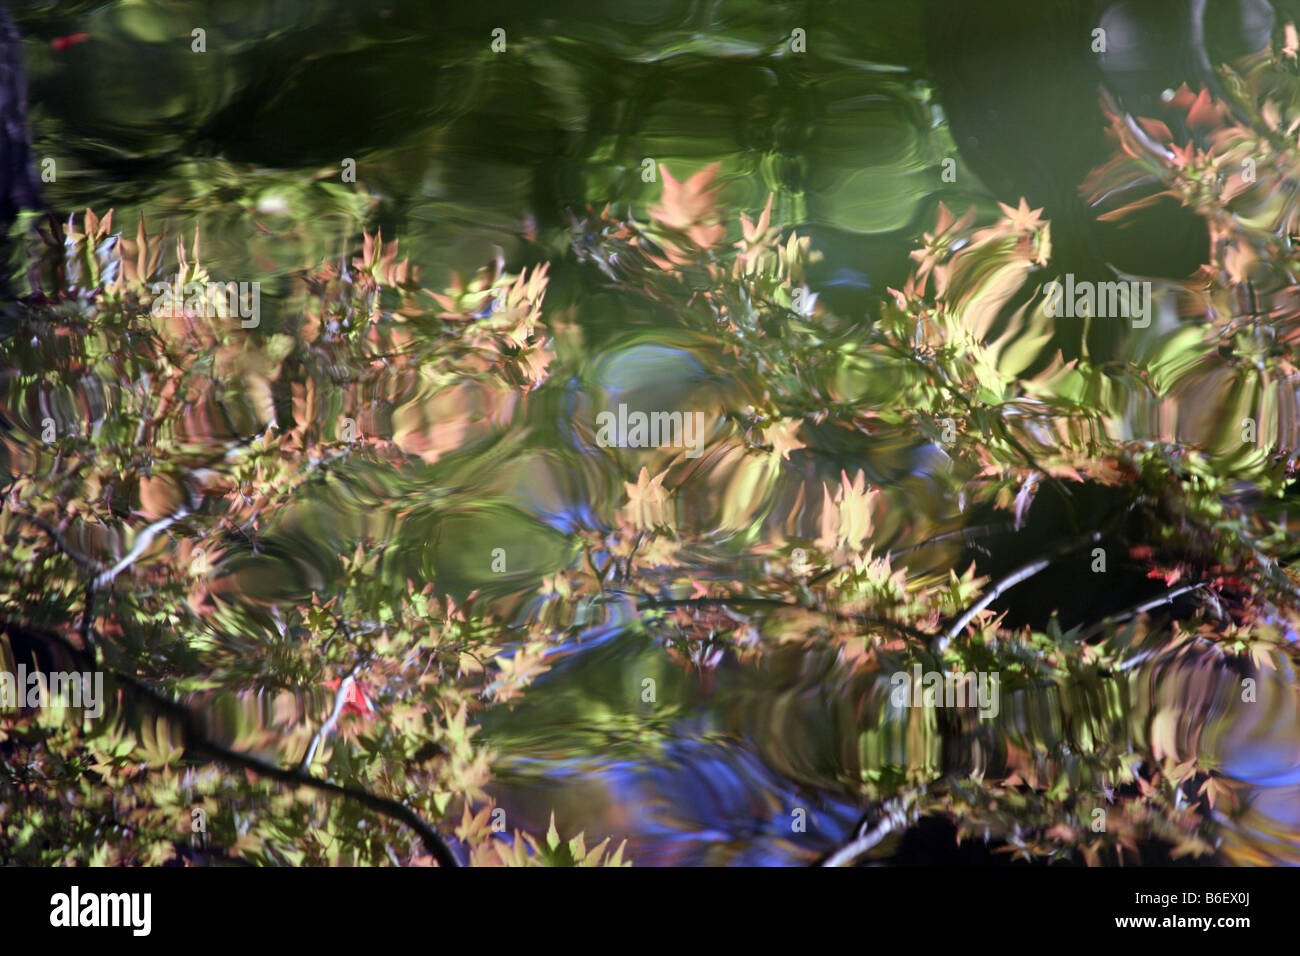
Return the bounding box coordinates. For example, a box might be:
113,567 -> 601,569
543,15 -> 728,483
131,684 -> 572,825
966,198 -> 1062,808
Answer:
6,0 -> 1300,865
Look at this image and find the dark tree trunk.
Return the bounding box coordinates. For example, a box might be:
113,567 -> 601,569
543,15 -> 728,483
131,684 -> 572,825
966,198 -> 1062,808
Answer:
0,4 -> 39,228
0,4 -> 40,304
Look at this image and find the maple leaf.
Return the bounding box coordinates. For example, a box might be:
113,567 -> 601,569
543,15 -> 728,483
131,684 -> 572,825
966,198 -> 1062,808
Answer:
735,194 -> 779,271
1178,87 -> 1226,135
1198,774 -> 1235,811
684,576 -> 711,599
323,677 -> 376,719
650,163 -> 726,250
1169,141 -> 1196,170
816,469 -> 879,552
456,803 -> 496,843
740,194 -> 773,242
639,535 -> 683,568
997,198 -> 1046,233
910,203 -> 977,286
622,466 -> 674,530
1248,642 -> 1277,671
1166,758 -> 1198,786
491,645 -> 550,703
763,418 -> 806,461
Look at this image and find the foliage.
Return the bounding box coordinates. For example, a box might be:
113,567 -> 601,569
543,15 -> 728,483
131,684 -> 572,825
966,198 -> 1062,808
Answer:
558,68 -> 1300,860
0,205 -> 612,866
5,30 -> 1300,867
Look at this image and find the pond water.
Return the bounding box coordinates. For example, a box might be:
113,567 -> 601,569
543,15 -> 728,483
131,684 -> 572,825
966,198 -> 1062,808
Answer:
6,0 -> 1300,865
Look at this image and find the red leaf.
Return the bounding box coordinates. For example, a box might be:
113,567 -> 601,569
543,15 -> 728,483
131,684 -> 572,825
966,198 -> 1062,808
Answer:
51,33 -> 90,52
323,677 -> 376,718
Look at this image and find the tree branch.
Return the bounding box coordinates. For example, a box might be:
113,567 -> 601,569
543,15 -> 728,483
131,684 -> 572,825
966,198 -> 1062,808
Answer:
93,507 -> 191,588
1081,582 -> 1207,646
937,531 -> 1102,653
9,622 -> 461,868
637,595 -> 934,647
22,514 -> 104,574
820,797 -> 919,867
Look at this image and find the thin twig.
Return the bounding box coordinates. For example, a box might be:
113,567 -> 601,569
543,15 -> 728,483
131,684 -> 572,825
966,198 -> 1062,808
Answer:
937,531 -> 1103,653
79,580 -> 97,657
1082,582 -> 1208,647
300,658 -> 366,773
888,523 -> 1011,560
93,507 -> 190,588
